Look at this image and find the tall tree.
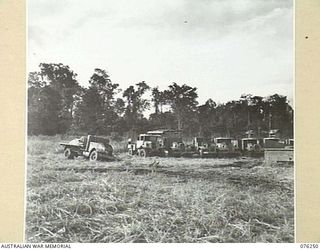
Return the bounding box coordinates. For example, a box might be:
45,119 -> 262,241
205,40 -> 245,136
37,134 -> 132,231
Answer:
89,68 -> 120,107
39,63 -> 80,120
264,94 -> 292,136
28,79 -> 62,135
28,63 -> 80,135
167,83 -> 198,132
151,87 -> 161,114
123,81 -> 150,133
197,99 -> 217,137
74,68 -> 121,134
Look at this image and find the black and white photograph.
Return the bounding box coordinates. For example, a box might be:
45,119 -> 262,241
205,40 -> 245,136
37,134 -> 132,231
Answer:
26,0 -> 294,243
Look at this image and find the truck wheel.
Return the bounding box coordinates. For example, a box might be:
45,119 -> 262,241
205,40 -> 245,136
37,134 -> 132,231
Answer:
64,148 -> 74,159
158,148 -> 165,157
138,149 -> 148,157
128,148 -> 137,155
89,150 -> 99,161
254,144 -> 261,152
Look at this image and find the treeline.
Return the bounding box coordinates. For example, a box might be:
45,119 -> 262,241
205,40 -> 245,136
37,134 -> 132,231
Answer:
28,63 -> 294,138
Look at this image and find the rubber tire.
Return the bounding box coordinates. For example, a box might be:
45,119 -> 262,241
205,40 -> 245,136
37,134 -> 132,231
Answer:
158,148 -> 166,157
254,144 -> 261,152
138,148 -> 147,157
89,150 -> 99,161
64,148 -> 74,159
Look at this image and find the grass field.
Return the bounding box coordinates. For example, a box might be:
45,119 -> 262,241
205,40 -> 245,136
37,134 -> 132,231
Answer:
26,135 -> 294,243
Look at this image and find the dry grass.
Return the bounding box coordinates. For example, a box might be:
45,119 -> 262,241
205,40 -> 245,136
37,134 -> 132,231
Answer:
26,136 -> 294,243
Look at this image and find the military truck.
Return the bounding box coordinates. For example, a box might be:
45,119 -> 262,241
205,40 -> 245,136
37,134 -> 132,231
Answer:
241,138 -> 262,151
191,137 -> 216,157
127,130 -> 185,157
60,135 -> 115,161
261,129 -> 286,148
240,138 -> 263,157
214,137 -> 234,151
262,137 -> 285,148
213,137 -> 241,157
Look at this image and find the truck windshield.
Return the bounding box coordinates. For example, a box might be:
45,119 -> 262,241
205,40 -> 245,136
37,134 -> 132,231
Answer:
143,136 -> 157,141
217,139 -> 231,143
197,138 -> 204,144
246,140 -> 258,144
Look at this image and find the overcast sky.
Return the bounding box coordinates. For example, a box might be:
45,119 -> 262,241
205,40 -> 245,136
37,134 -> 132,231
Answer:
28,0 -> 293,105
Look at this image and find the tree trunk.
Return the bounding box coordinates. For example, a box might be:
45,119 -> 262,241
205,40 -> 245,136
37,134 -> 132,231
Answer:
177,113 -> 182,130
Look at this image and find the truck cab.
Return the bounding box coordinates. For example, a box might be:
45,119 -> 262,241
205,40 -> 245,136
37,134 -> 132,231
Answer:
128,129 -> 185,157
214,137 -> 234,151
136,134 -> 160,149
191,137 -> 216,156
241,138 -> 262,152
263,137 -> 285,148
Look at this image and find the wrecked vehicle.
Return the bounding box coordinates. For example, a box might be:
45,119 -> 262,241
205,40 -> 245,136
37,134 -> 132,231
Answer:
60,135 -> 115,161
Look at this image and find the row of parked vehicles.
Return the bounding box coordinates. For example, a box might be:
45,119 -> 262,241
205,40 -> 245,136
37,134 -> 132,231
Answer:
60,129 -> 293,161
127,129 -> 293,158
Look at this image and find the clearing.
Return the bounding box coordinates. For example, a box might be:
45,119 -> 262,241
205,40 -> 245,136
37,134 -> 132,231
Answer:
25,136 -> 294,243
